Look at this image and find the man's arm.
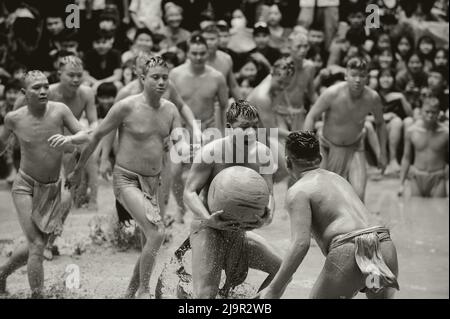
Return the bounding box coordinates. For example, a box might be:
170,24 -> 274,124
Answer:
304,88 -> 331,131
13,94 -> 27,111
259,190 -> 312,299
0,114 -> 13,155
399,127 -> 413,196
371,93 -> 388,171
83,87 -> 98,129
227,62 -> 242,101
216,74 -> 229,134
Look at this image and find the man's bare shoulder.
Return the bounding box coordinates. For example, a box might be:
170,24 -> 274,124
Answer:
170,63 -> 189,76
4,107 -> 25,127
78,84 -> 95,99
322,82 -> 344,99
161,98 -> 178,114
205,65 -> 226,81
286,181 -> 311,208
217,50 -> 233,65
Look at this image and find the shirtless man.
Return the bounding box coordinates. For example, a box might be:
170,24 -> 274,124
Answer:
281,31 -> 317,131
304,57 -> 388,200
69,56 -> 188,298
399,96 -> 449,197
169,34 -> 229,221
0,71 -> 89,298
201,24 -> 242,101
257,131 -> 399,299
14,56 -> 98,257
184,100 -> 281,298
99,52 -> 201,223
247,57 -> 296,183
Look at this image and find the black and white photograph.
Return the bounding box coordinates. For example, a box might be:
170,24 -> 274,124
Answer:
0,0 -> 448,303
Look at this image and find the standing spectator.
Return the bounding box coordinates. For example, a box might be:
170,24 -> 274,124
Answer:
161,0 -> 210,31
252,22 -> 282,65
266,4 -> 292,53
159,3 -> 190,51
129,0 -> 164,33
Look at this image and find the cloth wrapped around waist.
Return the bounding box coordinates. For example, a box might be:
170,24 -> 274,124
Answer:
328,226 -> 399,293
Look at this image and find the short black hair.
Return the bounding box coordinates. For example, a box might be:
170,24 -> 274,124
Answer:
92,29 -> 114,42
201,24 -> 220,36
97,82 -> 117,98
58,28 -> 80,43
134,28 -> 154,42
345,26 -> 366,47
226,100 -> 259,124
4,78 -> 23,92
346,57 -> 368,72
161,51 -> 180,67
286,131 -> 321,162
188,32 -> 208,50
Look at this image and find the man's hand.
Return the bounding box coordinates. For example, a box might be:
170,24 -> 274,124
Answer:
239,207 -> 271,230
204,210 -> 241,232
99,160 -> 112,181
48,134 -> 72,148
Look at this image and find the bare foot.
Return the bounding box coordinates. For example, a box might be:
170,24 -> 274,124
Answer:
43,248 -> 53,261
384,161 -> 401,176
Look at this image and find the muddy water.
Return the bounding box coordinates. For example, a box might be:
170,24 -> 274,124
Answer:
0,177 -> 448,299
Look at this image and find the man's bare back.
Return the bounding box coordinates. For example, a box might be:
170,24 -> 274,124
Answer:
247,76 -> 277,129
285,59 -> 315,110
287,168 -> 370,254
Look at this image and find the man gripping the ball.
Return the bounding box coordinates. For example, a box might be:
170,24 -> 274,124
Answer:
183,100 -> 282,298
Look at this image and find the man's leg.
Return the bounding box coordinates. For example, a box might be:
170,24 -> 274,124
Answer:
385,117 -> 403,175
429,176 -> 448,198
171,162 -> 187,223
190,227 -> 224,298
310,243 -> 364,299
158,155 -> 172,219
364,120 -> 381,161
409,176 -> 423,197
0,242 -> 28,294
119,187 -> 165,298
322,6 -> 339,49
86,152 -> 99,211
349,151 -> 368,202
246,232 -> 282,292
124,231 -> 146,298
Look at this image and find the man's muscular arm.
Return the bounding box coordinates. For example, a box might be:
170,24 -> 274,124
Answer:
371,93 -> 388,171
227,62 -> 242,101
83,86 -> 98,129
0,114 -> 14,155
216,74 -> 229,134
258,189 -> 312,299
13,93 -> 26,111
399,127 -> 413,196
304,87 -> 331,131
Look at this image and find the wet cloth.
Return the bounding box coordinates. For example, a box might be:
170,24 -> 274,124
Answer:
12,170 -> 70,235
328,226 -> 399,293
112,164 -> 161,225
319,130 -> 365,179
409,166 -> 447,197
275,105 -> 306,131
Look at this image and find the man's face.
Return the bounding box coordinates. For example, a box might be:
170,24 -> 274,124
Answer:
346,69 -> 367,93
271,68 -> 293,91
428,72 -> 444,91
348,12 -> 364,27
379,73 -> 394,90
5,89 -> 20,106
142,66 -> 169,96
308,30 -> 324,47
93,38 -> 113,55
166,10 -> 182,28
25,76 -> 49,107
254,33 -> 269,49
46,17 -> 64,36
202,32 -> 219,53
59,64 -> 83,90
218,31 -> 230,48
229,116 -> 259,145
188,43 -> 208,66
422,101 -> 440,124
289,37 -> 309,62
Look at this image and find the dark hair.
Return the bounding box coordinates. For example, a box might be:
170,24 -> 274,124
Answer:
54,49 -> 75,61
142,56 -> 168,75
272,57 -> 295,76
377,68 -> 396,91
407,51 -> 425,66
395,34 -> 414,59
134,28 -> 154,42
58,28 -> 79,43
161,51 -> 180,67
97,82 -> 117,98
226,100 -> 259,124
345,26 -> 366,47
92,29 -> 114,42
201,24 -> 220,36
4,79 -> 23,92
346,57 -> 368,72
429,66 -> 448,83
188,32 -> 208,50
286,131 -> 321,162
11,62 -> 27,73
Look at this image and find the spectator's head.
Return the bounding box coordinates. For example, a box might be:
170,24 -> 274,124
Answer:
230,9 -> 247,30
187,33 -> 209,67
45,14 -> 64,36
237,78 -> 256,99
285,131 -> 322,171
175,41 -> 188,65
421,96 -> 440,124
368,68 -> 380,90
58,55 -> 84,90
407,52 -> 424,75
133,28 -> 154,53
345,26 -> 366,48
375,32 -> 392,52
428,67 -> 447,93
267,4 -> 282,27
346,57 -> 368,94
217,20 -> 230,49
122,59 -> 135,85
96,82 -> 117,113
92,30 -> 114,56
58,29 -> 80,54
52,50 -> 76,73
378,68 -> 396,92
226,100 -> 259,144
98,12 -> 118,33
288,32 -> 309,63
347,10 -> 365,28
417,35 -> 436,58
271,57 -> 295,92
239,57 -> 259,82
434,48 -> 448,68
141,56 -> 169,95
395,34 -> 414,59
22,70 -> 49,107
201,24 -> 220,54
308,22 -> 325,49
378,48 -> 396,70
164,3 -> 183,29
11,62 -> 27,81
161,51 -> 180,71
4,79 -> 22,106
253,22 -> 270,50
306,46 -> 324,74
